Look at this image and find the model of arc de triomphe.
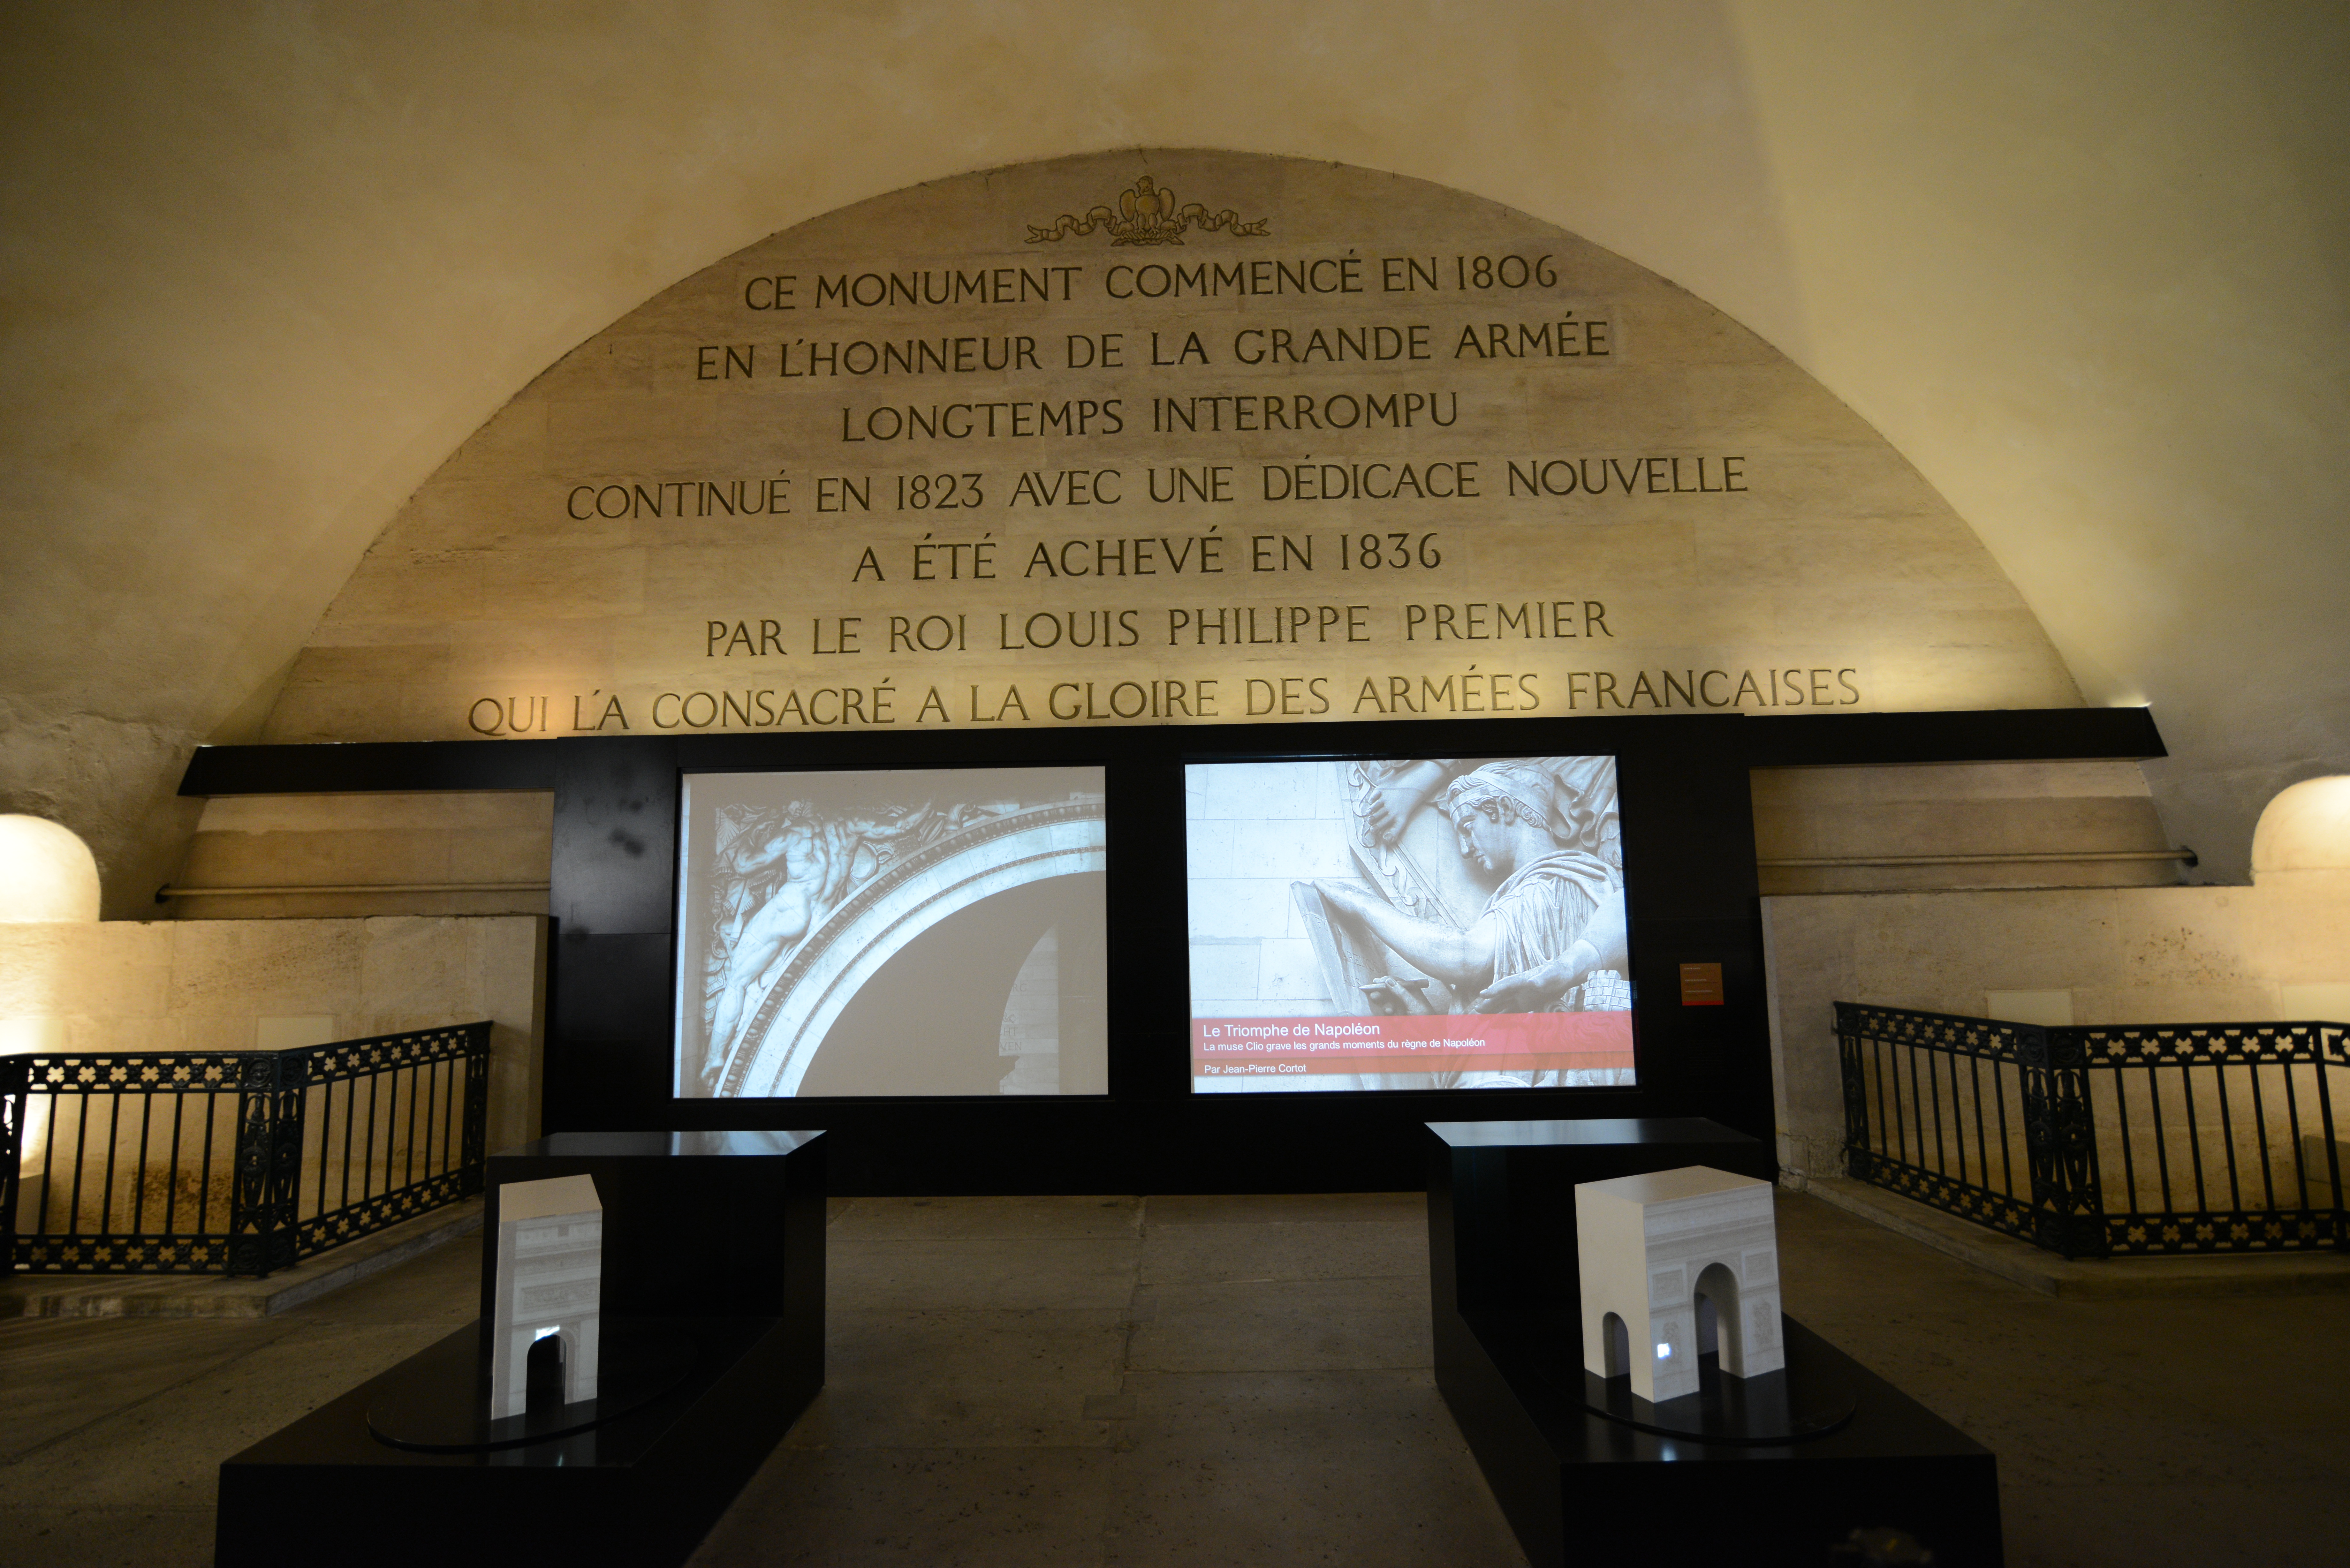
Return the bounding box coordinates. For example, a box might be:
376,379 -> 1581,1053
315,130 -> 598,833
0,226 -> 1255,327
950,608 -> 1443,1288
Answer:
1575,1166 -> 1784,1403
489,1173 -> 604,1419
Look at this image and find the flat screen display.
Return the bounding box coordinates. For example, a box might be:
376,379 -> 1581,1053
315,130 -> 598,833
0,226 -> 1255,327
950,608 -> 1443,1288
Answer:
1185,756 -> 1634,1092
677,766 -> 1107,1098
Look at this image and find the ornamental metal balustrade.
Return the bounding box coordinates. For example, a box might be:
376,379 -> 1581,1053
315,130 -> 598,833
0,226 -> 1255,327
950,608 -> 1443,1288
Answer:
1,1022 -> 489,1278
1835,1003 -> 2348,1259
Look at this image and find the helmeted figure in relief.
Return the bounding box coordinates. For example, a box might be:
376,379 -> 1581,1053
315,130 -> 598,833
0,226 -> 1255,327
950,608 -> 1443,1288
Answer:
1316,757 -> 1626,1021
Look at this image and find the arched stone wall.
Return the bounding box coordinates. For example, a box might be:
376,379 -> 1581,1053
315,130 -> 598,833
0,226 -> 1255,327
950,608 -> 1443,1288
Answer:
5,10 -> 2343,904
266,151 -> 2079,751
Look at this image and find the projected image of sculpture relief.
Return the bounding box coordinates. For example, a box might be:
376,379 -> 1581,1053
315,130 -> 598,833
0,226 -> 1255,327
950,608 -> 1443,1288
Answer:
678,766 -> 1107,1098
1186,756 -> 1634,1092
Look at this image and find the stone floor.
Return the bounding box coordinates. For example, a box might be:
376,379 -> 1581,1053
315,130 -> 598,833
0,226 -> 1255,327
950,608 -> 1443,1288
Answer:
3,1190 -> 2346,1566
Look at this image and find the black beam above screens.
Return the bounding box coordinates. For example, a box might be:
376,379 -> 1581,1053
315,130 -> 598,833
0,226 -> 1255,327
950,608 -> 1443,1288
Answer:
1736,705 -> 2164,767
172,705 -> 2167,1194
175,706 -> 2165,799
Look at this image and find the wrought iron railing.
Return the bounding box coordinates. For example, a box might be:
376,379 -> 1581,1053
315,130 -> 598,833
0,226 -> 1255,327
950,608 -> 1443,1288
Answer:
1836,1003 -> 2347,1259
2,1021 -> 489,1278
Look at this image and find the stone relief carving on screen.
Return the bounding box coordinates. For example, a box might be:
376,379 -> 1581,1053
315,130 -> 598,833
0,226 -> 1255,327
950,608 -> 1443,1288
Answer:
1307,756 -> 1629,1038
681,769 -> 1108,1098
696,796 -> 998,1091
1190,754 -> 1630,1093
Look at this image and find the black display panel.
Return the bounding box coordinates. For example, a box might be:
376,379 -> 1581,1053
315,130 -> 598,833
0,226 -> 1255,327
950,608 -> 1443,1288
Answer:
180,707 -> 2166,1193
1185,756 -> 1634,1092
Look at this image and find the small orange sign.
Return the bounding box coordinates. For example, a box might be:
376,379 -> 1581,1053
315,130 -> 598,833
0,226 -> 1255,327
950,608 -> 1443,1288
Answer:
1679,962 -> 1725,1006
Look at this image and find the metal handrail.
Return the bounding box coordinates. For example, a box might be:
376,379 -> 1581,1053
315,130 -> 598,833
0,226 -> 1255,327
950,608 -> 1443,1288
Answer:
2,1021 -> 490,1278
1837,1003 -> 2346,1259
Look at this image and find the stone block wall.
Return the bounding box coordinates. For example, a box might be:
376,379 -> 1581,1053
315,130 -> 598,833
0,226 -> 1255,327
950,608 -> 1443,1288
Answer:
0,915 -> 547,1160
166,792 -> 552,919
1750,760 -> 2179,894
1762,879 -> 2350,1181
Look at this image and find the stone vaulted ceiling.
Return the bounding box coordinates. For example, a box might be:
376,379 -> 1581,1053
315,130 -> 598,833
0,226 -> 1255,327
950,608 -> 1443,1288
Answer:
1,2 -> 2344,911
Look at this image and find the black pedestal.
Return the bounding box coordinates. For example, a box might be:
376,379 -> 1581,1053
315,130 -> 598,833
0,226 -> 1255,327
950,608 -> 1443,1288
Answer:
1427,1119 -> 2002,1567
216,1129 -> 824,1568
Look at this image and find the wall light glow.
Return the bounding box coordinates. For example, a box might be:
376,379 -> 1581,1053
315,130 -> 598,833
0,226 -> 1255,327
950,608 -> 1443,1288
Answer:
0,816 -> 98,1176
0,816 -> 100,924
2252,777 -> 2350,878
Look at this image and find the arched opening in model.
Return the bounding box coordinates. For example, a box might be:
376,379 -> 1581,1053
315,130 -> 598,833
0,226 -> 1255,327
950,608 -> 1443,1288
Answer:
525,1328 -> 570,1411
1692,1260 -> 1743,1375
1600,1312 -> 1631,1379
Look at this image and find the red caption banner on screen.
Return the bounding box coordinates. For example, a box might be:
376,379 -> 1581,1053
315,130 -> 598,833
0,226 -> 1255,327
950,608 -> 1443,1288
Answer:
1192,1013 -> 1634,1077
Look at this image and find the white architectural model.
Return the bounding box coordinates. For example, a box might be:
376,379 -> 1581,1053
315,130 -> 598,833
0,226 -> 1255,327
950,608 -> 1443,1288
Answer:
1575,1165 -> 1783,1403
489,1174 -> 604,1419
